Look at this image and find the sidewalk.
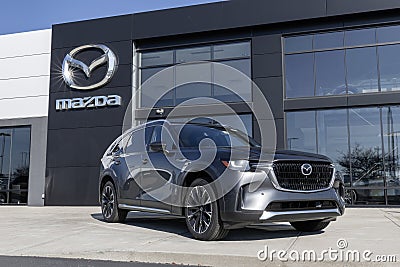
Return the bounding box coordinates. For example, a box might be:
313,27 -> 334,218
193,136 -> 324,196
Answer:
0,206 -> 399,266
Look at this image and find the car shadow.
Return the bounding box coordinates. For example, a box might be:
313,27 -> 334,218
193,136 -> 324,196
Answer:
91,212 -> 324,241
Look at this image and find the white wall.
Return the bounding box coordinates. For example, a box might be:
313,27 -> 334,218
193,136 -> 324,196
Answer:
0,29 -> 51,120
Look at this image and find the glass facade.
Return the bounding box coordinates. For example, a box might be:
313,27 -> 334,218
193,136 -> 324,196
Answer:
139,41 -> 252,108
286,107 -> 400,205
0,127 -> 31,205
283,25 -> 400,98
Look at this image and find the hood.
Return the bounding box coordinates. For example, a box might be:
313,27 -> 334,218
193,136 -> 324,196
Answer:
217,147 -> 332,163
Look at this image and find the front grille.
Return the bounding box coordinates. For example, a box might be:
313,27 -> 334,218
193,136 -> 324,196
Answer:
266,200 -> 337,212
273,161 -> 333,191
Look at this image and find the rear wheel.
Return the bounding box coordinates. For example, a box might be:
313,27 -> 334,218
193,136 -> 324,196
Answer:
290,219 -> 330,232
101,181 -> 128,223
184,178 -> 229,241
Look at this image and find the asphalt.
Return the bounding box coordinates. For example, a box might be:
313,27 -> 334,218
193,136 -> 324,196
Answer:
0,207 -> 399,266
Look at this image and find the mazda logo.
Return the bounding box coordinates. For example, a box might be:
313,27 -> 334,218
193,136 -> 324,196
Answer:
301,163 -> 313,176
62,44 -> 118,90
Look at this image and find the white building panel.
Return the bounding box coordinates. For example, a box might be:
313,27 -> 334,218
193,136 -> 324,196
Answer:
0,54 -> 50,80
0,76 -> 49,99
0,29 -> 51,120
0,95 -> 49,119
0,29 -> 51,59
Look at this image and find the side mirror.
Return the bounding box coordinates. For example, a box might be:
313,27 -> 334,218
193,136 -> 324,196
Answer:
149,142 -> 166,153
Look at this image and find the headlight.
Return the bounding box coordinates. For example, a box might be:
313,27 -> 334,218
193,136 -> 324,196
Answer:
221,160 -> 250,171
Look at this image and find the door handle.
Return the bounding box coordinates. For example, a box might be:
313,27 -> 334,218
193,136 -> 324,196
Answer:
112,158 -> 121,165
142,158 -> 149,165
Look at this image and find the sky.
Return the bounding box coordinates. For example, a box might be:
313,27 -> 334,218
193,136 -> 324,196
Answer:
0,0 -> 224,36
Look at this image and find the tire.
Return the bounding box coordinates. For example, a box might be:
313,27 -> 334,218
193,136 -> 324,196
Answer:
184,178 -> 229,241
290,219 -> 330,232
101,181 -> 128,223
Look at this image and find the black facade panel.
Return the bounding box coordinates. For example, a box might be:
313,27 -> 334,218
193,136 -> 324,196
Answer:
327,0 -> 400,16
254,77 -> 284,120
45,166 -> 101,205
253,53 -> 282,78
132,0 -> 327,39
52,15 -> 133,49
347,92 -> 400,107
46,126 -> 122,168
252,34 -> 282,55
47,15 -> 133,205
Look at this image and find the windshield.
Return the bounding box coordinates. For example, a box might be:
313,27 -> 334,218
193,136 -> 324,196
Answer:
176,124 -> 260,148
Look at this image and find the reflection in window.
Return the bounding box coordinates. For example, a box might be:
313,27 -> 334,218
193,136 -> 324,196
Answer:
348,108 -> 383,200
0,127 -> 31,205
382,107 -> 400,205
176,46 -> 211,63
377,25 -> 400,43
141,51 -> 174,67
345,28 -> 376,47
317,109 -> 349,175
346,47 -> 379,94
315,50 -> 346,96
214,42 -> 251,59
286,111 -> 316,153
214,59 -> 252,102
139,41 -> 251,108
313,31 -> 344,50
285,53 -> 314,98
141,67 -> 174,107
379,44 -> 400,92
284,35 -> 313,53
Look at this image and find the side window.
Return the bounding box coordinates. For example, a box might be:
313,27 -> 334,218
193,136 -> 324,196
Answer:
110,134 -> 129,155
149,125 -> 176,151
126,129 -> 146,154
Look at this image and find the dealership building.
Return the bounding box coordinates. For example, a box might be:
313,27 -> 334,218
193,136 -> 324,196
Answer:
1,0 -> 400,206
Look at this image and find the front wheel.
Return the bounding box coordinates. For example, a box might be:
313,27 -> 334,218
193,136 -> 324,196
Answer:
184,178 -> 229,241
290,219 -> 330,232
101,181 -> 128,223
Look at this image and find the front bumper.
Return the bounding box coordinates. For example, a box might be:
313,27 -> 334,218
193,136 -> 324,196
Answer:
219,168 -> 346,228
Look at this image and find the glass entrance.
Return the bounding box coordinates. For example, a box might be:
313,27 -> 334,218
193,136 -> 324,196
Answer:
0,126 -> 31,205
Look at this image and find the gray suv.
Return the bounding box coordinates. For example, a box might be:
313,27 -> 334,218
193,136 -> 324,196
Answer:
99,120 -> 345,240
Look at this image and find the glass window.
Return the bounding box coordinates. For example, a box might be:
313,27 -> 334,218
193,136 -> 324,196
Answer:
141,67 -> 174,108
317,110 -> 349,175
346,47 -> 379,94
382,107 -> 400,205
345,28 -> 376,47
378,44 -> 400,92
285,53 -> 314,98
377,25 -> 400,43
315,50 -> 346,96
214,59 -> 252,102
286,111 -> 317,153
284,35 -> 313,53
141,51 -> 174,67
313,31 -> 344,50
148,126 -> 175,151
348,108 -> 384,204
0,127 -> 30,205
175,63 -> 212,105
176,46 -> 211,63
214,42 -> 250,60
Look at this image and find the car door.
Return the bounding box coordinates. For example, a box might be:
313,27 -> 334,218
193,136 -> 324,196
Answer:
139,125 -> 181,212
118,128 -> 147,206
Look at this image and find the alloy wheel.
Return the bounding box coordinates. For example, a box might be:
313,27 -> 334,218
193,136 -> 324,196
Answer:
102,185 -> 115,219
186,186 -> 213,234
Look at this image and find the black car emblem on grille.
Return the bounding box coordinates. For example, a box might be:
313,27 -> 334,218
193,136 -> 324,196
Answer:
301,163 -> 313,176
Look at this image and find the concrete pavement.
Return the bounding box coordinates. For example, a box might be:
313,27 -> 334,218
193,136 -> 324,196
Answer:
0,207 -> 399,266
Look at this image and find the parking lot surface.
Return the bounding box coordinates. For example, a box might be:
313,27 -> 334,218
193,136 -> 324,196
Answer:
0,207 -> 399,266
